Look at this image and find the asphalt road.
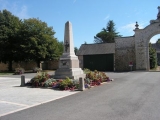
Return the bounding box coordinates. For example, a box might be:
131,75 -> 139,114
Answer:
1,71 -> 160,120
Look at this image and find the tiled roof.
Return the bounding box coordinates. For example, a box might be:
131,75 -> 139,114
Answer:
152,43 -> 160,53
77,43 -> 115,55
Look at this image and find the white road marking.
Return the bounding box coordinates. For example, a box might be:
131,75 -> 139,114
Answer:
0,93 -> 78,117
0,100 -> 29,107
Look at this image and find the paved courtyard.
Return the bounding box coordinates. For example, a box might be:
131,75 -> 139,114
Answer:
0,72 -> 79,117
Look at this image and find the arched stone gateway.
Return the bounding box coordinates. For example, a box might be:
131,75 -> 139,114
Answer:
115,6 -> 160,71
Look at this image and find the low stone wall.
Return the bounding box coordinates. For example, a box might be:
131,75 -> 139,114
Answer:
0,63 -> 8,71
115,36 -> 136,71
0,61 -> 37,71
46,60 -> 59,70
0,60 -> 59,71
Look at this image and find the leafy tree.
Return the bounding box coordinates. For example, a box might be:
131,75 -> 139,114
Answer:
57,41 -> 64,55
156,38 -> 160,43
74,47 -> 78,55
149,43 -> 157,69
0,9 -> 63,70
156,38 -> 160,66
20,18 -> 61,67
0,9 -> 22,71
94,20 -> 121,43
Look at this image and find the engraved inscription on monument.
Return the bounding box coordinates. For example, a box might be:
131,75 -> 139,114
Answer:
64,40 -> 69,52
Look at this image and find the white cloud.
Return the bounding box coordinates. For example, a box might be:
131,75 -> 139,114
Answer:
15,5 -> 29,19
104,15 -> 110,20
118,21 -> 147,36
0,0 -> 29,19
73,0 -> 77,3
120,23 -> 136,32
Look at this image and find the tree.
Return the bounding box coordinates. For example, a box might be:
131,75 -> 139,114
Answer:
94,20 -> 121,43
57,41 -> 64,55
0,9 -> 22,71
0,9 -> 63,70
74,47 -> 78,55
156,38 -> 160,43
149,43 -> 157,69
20,18 -> 61,67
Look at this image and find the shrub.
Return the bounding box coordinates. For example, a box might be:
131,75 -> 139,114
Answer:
43,78 -> 57,87
30,72 -> 50,87
28,73 -> 80,90
85,70 -> 109,86
83,68 -> 91,74
15,67 -> 25,74
59,77 -> 73,90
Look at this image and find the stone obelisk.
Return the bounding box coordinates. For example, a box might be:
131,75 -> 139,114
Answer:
54,21 -> 85,79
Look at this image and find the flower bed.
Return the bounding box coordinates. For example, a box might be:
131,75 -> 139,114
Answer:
26,72 -> 79,90
26,69 -> 112,91
84,69 -> 112,88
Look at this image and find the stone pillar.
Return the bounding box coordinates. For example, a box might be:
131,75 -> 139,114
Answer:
79,77 -> 85,91
20,75 -> 25,87
40,61 -> 43,70
134,29 -> 148,70
63,21 -> 75,56
54,21 -> 85,79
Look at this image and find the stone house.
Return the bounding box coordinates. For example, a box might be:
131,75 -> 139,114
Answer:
77,43 -> 115,71
77,40 -> 135,72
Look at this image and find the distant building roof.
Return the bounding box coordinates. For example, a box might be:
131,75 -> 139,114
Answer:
77,43 -> 115,55
152,43 -> 160,53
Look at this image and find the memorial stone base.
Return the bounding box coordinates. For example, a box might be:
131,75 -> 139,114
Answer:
54,58 -> 85,79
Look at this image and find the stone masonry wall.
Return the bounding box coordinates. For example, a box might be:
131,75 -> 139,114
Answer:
134,22 -> 160,70
0,63 -> 8,71
0,60 -> 59,71
115,36 -> 136,71
47,60 -> 59,70
0,61 -> 37,71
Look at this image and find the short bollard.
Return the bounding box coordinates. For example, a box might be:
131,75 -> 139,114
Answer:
79,77 -> 85,91
20,75 -> 25,87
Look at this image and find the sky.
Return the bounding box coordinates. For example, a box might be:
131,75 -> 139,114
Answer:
0,0 -> 160,48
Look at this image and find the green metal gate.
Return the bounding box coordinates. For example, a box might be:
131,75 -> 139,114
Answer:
83,54 -> 114,71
